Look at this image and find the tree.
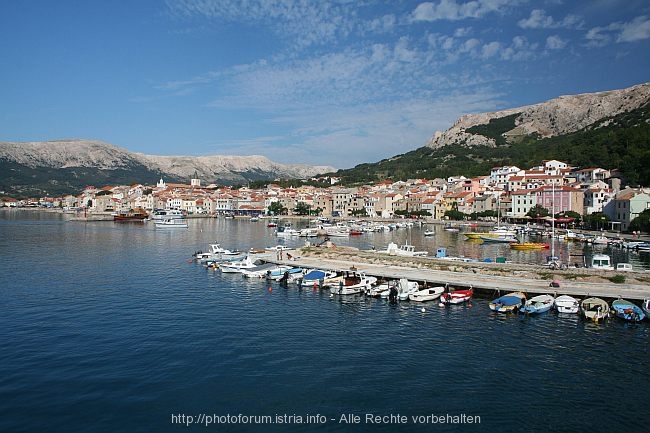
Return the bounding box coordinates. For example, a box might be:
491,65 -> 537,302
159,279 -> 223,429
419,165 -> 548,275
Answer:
293,202 -> 312,216
526,204 -> 549,219
444,209 -> 466,221
267,202 -> 287,216
582,212 -> 609,231
629,209 -> 650,233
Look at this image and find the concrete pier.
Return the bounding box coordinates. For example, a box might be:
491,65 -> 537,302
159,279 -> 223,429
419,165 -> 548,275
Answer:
258,249 -> 650,301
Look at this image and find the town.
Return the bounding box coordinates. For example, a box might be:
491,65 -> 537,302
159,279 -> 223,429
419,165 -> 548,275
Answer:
1,159 -> 649,233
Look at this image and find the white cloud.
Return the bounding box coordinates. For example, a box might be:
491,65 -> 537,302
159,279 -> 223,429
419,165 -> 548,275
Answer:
518,9 -> 583,29
545,35 -> 567,50
481,41 -> 501,58
411,0 -> 514,22
586,15 -> 650,47
617,16 -> 650,42
166,0 -> 357,50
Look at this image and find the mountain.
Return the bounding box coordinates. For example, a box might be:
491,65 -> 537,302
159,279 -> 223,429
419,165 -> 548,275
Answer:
334,82 -> 650,186
426,82 -> 650,149
0,139 -> 335,197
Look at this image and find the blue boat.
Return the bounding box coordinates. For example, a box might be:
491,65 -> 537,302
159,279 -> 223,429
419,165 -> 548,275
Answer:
489,292 -> 526,313
519,294 -> 555,315
611,299 -> 645,322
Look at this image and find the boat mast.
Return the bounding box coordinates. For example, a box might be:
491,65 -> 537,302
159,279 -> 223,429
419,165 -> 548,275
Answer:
551,182 -> 555,259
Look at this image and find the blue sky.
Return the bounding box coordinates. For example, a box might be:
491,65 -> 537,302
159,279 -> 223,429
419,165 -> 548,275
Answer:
1,1 -> 649,169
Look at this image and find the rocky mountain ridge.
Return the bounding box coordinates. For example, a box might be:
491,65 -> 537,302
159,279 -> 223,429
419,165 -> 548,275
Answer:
426,82 -> 650,149
0,139 -> 335,183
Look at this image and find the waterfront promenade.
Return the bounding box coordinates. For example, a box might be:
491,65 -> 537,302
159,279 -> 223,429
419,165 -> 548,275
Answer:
261,247 -> 650,301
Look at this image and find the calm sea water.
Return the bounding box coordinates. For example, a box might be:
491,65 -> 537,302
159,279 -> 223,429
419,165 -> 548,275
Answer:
1,211 -> 648,433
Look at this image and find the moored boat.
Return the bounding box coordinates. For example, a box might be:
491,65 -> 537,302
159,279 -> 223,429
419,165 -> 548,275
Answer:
220,256 -> 258,273
519,294 -> 555,315
408,285 -> 444,302
611,299 -> 645,322
329,269 -> 377,295
154,218 -> 188,229
489,292 -> 526,313
509,242 -> 550,250
298,269 -> 338,288
114,208 -> 148,221
554,295 -> 580,314
581,297 -> 610,322
479,234 -> 517,243
439,286 -> 473,306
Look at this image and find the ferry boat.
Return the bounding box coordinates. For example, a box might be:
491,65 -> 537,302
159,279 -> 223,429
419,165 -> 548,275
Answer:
114,208 -> 148,221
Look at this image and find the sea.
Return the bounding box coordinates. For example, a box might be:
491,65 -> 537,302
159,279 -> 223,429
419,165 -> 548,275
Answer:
1,210 -> 648,433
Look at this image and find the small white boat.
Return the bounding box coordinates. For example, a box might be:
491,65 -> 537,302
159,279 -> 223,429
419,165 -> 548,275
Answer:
154,218 -> 188,228
241,264 -> 291,279
220,256 -> 258,273
194,243 -> 241,261
330,269 -> 377,295
519,294 -> 555,315
409,285 -> 444,302
554,295 -> 580,314
378,242 -> 428,257
265,245 -> 294,252
367,280 -> 397,298
424,230 -> 435,236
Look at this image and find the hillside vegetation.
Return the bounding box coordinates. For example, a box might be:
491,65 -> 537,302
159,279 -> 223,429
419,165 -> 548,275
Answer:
334,102 -> 650,186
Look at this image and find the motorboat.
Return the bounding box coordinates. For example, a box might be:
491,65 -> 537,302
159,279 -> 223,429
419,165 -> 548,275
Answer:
151,208 -> 185,220
554,295 -> 580,314
581,297 -> 610,322
329,269 -> 377,295
408,285 -> 444,302
220,256 -> 259,273
154,218 -> 188,229
194,243 -> 242,261
378,242 -> 428,257
480,234 -> 517,243
519,294 -> 555,314
439,287 -> 473,306
489,292 -> 526,313
611,299 -> 645,322
276,224 -> 300,237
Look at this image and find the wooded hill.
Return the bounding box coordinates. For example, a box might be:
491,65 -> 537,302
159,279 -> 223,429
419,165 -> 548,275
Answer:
332,102 -> 650,187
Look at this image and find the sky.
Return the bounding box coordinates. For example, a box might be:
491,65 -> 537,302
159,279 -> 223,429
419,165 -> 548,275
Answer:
1,1 -> 649,169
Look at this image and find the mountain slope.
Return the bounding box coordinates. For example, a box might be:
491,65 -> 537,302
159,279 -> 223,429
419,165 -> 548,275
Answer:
0,139 -> 335,197
334,86 -> 650,187
427,82 -> 650,149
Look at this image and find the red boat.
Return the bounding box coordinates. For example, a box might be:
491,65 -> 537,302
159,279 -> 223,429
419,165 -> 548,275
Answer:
439,287 -> 473,306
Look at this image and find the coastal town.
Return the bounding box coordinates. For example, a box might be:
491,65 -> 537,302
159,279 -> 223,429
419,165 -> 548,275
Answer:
1,158 -> 649,234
